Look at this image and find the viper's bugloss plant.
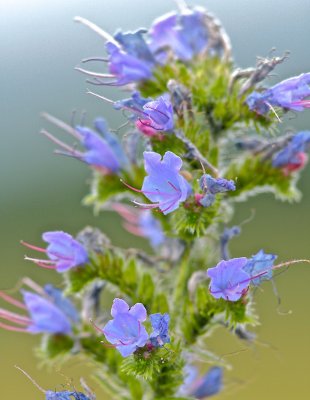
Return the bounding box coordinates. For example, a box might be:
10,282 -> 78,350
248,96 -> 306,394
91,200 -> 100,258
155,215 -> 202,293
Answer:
5,1 -> 310,399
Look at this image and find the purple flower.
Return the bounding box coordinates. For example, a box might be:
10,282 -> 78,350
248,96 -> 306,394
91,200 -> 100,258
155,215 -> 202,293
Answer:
199,193 -> 216,207
149,8 -> 208,63
44,284 -> 80,323
149,313 -> 170,347
243,250 -> 277,286
0,285 -> 76,335
113,91 -> 151,116
207,258 -> 250,301
200,174 -> 236,194
246,72 -> 310,114
142,94 -> 174,131
102,298 -> 149,357
131,151 -> 192,215
23,231 -> 89,272
112,204 -> 165,248
189,367 -> 223,399
272,131 -> 310,170
42,114 -> 126,173
105,42 -> 154,85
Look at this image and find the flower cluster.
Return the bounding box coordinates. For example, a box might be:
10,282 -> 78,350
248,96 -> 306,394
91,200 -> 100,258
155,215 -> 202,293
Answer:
5,1 -> 310,399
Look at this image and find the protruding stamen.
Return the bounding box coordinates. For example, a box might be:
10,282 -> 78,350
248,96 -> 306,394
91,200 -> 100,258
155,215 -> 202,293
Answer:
75,67 -> 115,79
40,129 -> 78,154
82,56 -> 109,63
41,112 -> 82,140
0,308 -> 31,323
0,322 -> 28,332
86,90 -> 114,104
20,240 -> 46,253
273,259 -> 310,270
123,223 -> 144,237
74,16 -> 120,47
265,102 -> 282,123
15,366 -> 46,393
0,291 -> 27,310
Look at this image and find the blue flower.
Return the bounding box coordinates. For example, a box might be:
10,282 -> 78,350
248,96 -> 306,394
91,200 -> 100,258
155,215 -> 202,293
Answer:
189,366 -> 223,399
102,298 -> 149,357
0,284 -> 77,335
139,211 -> 165,247
272,131 -> 310,172
44,284 -> 80,323
142,94 -> 174,131
149,313 -> 170,347
149,8 -> 208,63
134,151 -> 192,215
42,114 -> 126,173
243,250 -> 277,286
113,92 -> 174,132
23,231 -> 89,272
105,42 -> 154,85
207,258 -> 250,301
246,72 -> 310,114
22,291 -> 73,335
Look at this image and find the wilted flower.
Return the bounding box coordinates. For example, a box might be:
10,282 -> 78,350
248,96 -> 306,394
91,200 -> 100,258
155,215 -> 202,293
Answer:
246,72 -> 310,115
127,151 -> 192,215
0,284 -> 77,334
207,257 -> 250,301
149,313 -> 170,347
198,174 -> 235,207
243,250 -> 277,286
23,231 -> 88,272
102,298 -> 149,357
200,174 -> 236,194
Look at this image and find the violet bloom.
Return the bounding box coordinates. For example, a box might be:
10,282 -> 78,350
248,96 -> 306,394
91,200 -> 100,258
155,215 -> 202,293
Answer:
272,131 -> 310,173
74,17 -> 155,86
142,94 -> 174,131
42,113 -> 126,173
149,313 -> 170,347
207,258 -> 250,301
112,204 -> 165,248
189,367 -> 223,399
246,72 -> 310,115
0,285 -> 76,335
243,250 -> 277,286
149,8 -> 208,63
102,298 -> 149,357
130,151 -> 192,215
220,225 -> 241,260
23,231 -> 88,272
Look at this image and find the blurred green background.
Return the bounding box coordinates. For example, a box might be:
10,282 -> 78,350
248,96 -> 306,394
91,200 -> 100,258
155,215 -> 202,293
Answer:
1,0 -> 309,398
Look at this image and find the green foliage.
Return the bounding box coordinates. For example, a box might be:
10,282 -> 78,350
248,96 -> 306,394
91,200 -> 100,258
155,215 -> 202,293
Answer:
40,334 -> 74,359
171,199 -> 220,239
226,156 -> 301,201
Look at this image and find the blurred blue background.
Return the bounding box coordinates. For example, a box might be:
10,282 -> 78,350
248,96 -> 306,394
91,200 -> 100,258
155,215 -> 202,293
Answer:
1,0 -> 309,398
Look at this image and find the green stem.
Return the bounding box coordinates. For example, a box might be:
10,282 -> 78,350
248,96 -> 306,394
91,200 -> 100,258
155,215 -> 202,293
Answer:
172,244 -> 192,317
